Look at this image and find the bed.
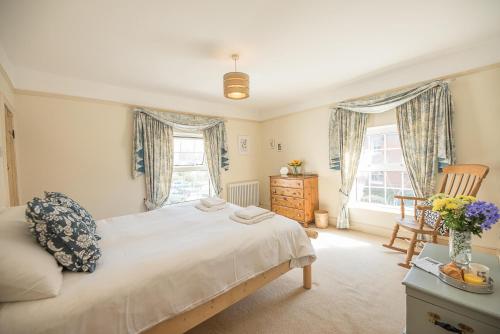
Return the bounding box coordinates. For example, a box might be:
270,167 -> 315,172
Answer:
0,203 -> 316,334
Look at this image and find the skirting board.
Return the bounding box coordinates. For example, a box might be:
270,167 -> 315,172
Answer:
350,221 -> 497,255
259,205 -> 496,254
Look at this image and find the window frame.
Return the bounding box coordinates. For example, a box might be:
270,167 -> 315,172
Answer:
172,131 -> 207,167
166,132 -> 213,205
351,124 -> 414,210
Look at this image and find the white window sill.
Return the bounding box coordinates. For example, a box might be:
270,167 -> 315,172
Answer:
348,202 -> 414,216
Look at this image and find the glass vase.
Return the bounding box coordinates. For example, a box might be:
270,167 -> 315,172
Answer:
292,166 -> 301,175
449,229 -> 472,268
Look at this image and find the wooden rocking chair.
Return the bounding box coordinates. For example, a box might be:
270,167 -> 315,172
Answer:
383,164 -> 489,268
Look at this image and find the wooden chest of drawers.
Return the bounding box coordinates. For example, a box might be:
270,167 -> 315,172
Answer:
269,175 -> 318,227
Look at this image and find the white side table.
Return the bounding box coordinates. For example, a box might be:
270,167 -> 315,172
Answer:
402,244 -> 500,334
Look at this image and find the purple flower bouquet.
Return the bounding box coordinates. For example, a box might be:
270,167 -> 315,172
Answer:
430,194 -> 499,266
465,201 -> 500,232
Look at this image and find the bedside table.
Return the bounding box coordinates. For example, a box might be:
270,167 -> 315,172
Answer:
402,244 -> 500,334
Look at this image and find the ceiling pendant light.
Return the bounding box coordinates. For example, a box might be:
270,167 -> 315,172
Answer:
223,54 -> 249,100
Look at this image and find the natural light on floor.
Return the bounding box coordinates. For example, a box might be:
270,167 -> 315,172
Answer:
311,232 -> 371,249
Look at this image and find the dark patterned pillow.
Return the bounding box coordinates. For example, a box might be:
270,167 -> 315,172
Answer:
416,200 -> 448,235
44,191 -> 99,239
26,198 -> 101,272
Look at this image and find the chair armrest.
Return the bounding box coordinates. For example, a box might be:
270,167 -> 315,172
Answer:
395,195 -> 428,219
394,195 -> 427,201
415,205 -> 433,211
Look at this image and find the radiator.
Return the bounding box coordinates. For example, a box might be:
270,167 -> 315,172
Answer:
227,181 -> 260,207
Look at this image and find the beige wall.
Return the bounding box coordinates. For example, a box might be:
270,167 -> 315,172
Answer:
0,66 -> 15,208
7,65 -> 500,249
14,93 -> 261,219
259,67 -> 500,249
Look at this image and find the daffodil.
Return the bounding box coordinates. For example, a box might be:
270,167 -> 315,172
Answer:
288,159 -> 302,167
432,198 -> 446,212
456,195 -> 476,203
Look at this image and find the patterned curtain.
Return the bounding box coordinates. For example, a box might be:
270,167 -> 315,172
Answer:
329,80 -> 455,228
133,112 -> 174,210
132,108 -> 229,209
330,109 -> 368,228
203,123 -> 226,196
396,85 -> 455,197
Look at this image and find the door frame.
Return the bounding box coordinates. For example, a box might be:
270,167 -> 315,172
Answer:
2,95 -> 19,206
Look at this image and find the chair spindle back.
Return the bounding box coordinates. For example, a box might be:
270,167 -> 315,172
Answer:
438,164 -> 489,197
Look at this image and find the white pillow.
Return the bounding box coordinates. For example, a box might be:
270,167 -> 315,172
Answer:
0,205 -> 63,302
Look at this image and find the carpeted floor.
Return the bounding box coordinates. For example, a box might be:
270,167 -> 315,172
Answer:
188,228 -> 408,334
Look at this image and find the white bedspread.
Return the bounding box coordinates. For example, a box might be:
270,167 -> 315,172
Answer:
0,203 -> 315,334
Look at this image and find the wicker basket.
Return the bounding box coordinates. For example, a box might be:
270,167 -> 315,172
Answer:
314,210 -> 329,228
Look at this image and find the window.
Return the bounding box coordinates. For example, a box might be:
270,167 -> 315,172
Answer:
352,125 -> 414,208
167,133 -> 212,204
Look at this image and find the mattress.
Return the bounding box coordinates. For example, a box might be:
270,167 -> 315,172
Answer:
0,203 -> 316,334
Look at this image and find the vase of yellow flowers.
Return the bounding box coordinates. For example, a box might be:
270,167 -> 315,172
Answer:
288,160 -> 302,175
430,194 -> 499,268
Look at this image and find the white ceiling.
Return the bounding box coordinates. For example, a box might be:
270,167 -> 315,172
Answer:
1,0 -> 500,120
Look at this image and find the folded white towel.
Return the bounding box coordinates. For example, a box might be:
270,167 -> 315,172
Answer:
230,212 -> 275,225
195,203 -> 226,212
200,197 -> 226,207
235,205 -> 270,220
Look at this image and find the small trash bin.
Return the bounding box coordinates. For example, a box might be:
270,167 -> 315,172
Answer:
314,210 -> 329,228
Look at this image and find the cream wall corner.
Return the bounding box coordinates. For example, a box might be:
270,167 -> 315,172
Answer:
220,119 -> 261,200
258,106 -> 340,215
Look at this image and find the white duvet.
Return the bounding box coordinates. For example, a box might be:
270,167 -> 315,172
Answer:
0,203 -> 316,334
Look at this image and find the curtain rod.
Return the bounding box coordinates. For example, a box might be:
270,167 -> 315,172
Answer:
330,62 -> 500,107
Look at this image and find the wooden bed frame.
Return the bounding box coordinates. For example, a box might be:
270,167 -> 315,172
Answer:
144,262 -> 312,334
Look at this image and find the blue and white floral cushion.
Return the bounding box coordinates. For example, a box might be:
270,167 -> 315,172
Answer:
416,200 -> 448,235
44,191 -> 99,238
26,198 -> 101,272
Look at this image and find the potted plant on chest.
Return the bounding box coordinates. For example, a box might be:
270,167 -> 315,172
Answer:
430,194 -> 499,268
288,160 -> 302,175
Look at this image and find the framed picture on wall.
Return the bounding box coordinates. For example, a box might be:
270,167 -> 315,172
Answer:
269,138 -> 276,150
238,135 -> 249,154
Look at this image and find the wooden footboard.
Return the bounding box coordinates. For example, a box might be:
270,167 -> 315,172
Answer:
144,261 -> 312,334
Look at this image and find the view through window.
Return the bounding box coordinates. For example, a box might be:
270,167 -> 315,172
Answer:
352,125 -> 414,208
167,134 -> 212,204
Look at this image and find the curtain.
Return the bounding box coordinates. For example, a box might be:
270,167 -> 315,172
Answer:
330,81 -> 454,170
133,112 -> 174,210
132,108 -> 229,209
396,85 -> 455,197
334,81 -> 452,114
330,109 -> 368,228
203,124 -> 225,196
329,80 -> 455,228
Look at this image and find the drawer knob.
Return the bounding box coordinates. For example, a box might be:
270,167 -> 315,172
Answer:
427,312 -> 473,333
